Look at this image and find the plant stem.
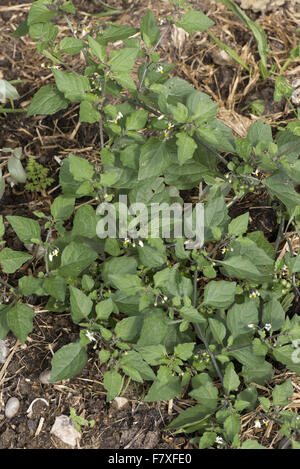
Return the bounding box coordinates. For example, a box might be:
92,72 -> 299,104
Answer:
138,22 -> 171,94
192,269 -> 224,387
274,214 -> 285,255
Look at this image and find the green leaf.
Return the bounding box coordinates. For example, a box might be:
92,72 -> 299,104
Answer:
262,298 -> 285,332
103,370 -> 123,402
115,316 -> 143,342
220,253 -> 272,283
50,342 -> 88,382
140,10 -> 160,48
272,379 -> 293,406
69,286 -> 93,324
88,36 -> 106,62
134,344 -> 167,366
228,212 -> 249,236
126,110 -> 148,131
59,1 -> 76,14
18,276 -> 45,296
119,350 -> 155,381
29,21 -> 58,44
137,239 -> 167,268
199,432 -> 217,449
203,281 -> 236,308
28,3 -> 57,25
224,413 -> 241,442
264,171 -> 300,211
144,366 -> 182,402
272,345 -> 300,374
59,242 -> 98,278
27,84 -> 68,116
43,276 -> 66,302
53,70 -> 90,102
186,90 -> 219,122
7,216 -> 41,244
169,102 -> 188,123
176,132 -> 197,165
176,10 -> 214,34
102,24 -> 138,43
59,37 -> 84,55
137,310 -> 169,348
79,100 -> 101,124
68,153 -> 95,181
7,157 -> 27,184
109,274 -> 142,296
230,348 -> 274,385
240,440 -> 266,449
6,303 -> 34,344
179,306 -> 206,324
102,256 -> 138,287
51,195 -> 75,220
0,79 -> 19,101
174,343 -> 195,360
121,364 -> 143,383
247,120 -> 273,146
0,248 -> 32,274
208,318 -> 226,344
72,205 -> 98,239
189,380 -> 219,412
223,362 -> 240,393
109,48 -> 138,73
227,301 -> 258,338
138,138 -> 171,180
95,298 -> 114,320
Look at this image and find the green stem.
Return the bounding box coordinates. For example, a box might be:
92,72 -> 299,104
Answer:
192,269 -> 224,387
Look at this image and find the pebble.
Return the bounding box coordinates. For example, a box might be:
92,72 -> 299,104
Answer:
50,415 -> 81,448
0,339 -> 7,364
39,369 -> 52,384
112,397 -> 129,410
5,397 -> 20,419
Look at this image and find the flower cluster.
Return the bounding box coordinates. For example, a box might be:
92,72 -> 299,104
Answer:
123,238 -> 144,248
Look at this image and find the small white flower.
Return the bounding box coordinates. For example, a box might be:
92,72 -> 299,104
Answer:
163,296 -> 168,301
167,121 -> 174,130
264,323 -> 272,332
138,240 -> 144,248
263,419 -> 269,426
254,420 -> 261,429
85,330 -> 96,342
215,436 -> 224,445
156,65 -> 164,73
49,248 -> 59,262
249,290 -> 260,299
252,168 -> 260,177
157,114 -> 165,120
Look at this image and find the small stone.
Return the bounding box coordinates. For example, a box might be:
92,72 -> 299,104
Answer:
112,397 -> 129,410
5,397 -> 20,419
0,339 -> 7,364
50,415 -> 81,448
39,369 -> 52,385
